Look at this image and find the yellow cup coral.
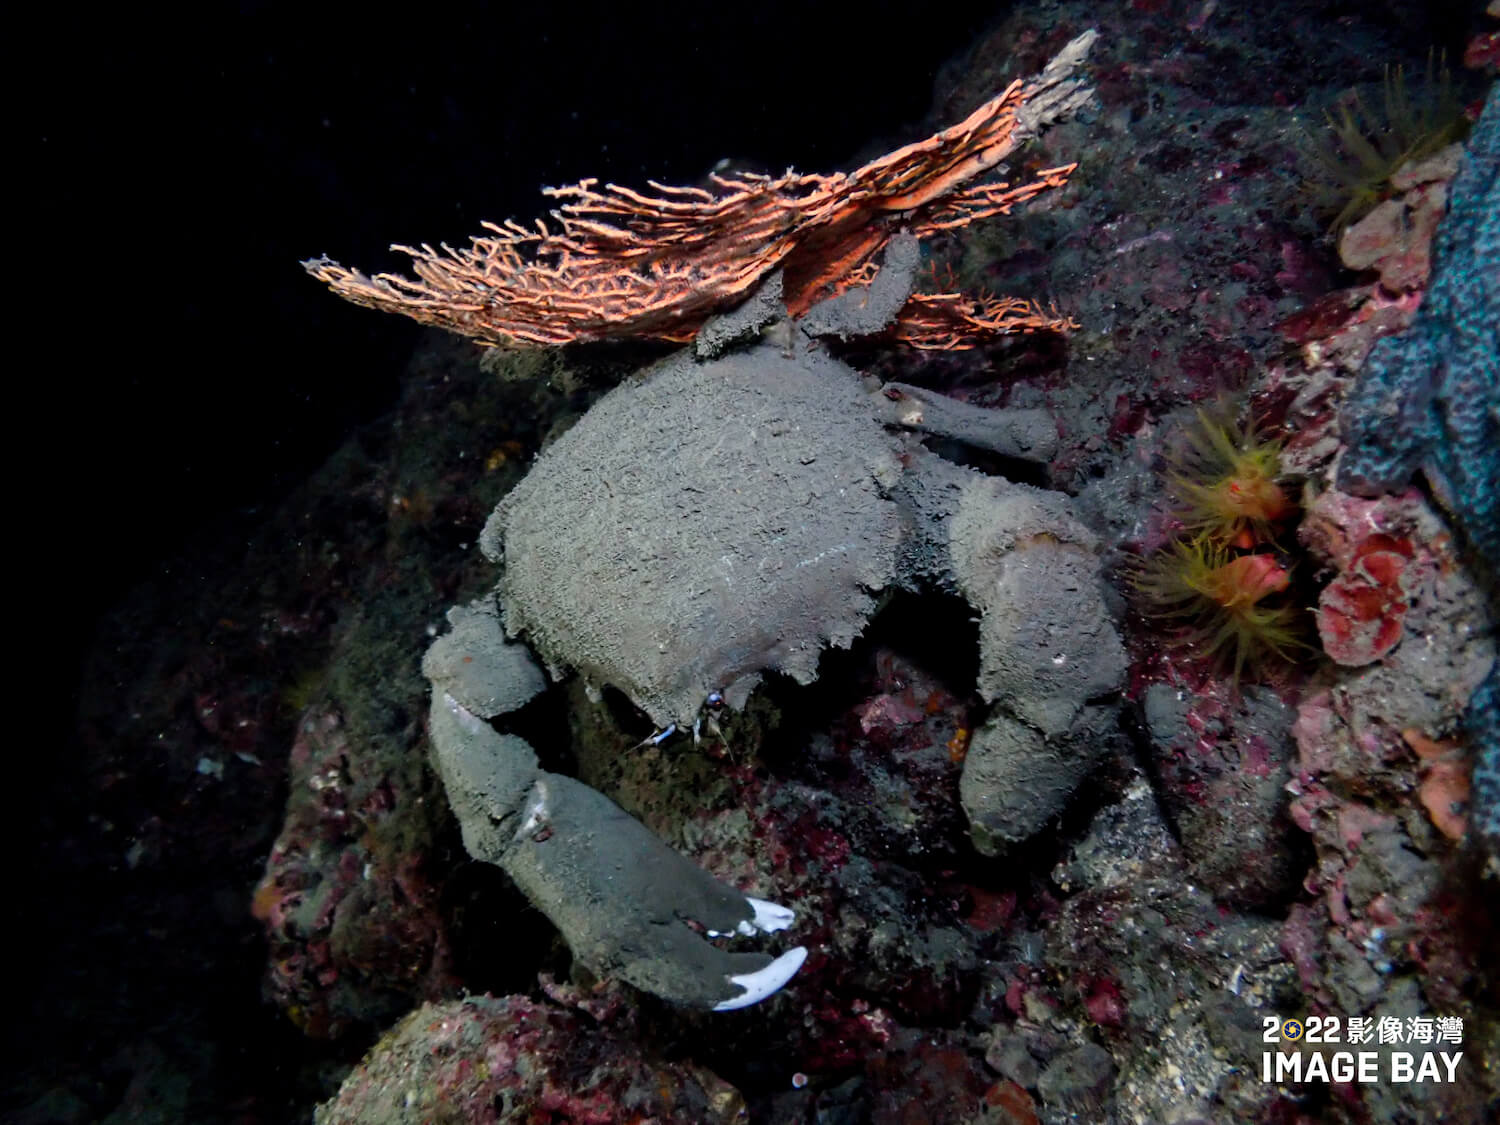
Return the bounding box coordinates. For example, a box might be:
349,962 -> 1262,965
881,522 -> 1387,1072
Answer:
1165,405 -> 1296,549
1132,536 -> 1308,685
1299,54 -> 1470,237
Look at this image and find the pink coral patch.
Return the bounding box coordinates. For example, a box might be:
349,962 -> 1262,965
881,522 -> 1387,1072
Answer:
857,691 -> 928,733
1316,544 -> 1411,666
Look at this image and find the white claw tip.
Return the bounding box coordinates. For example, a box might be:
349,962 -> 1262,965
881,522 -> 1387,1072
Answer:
745,896 -> 795,933
712,946 -> 809,1011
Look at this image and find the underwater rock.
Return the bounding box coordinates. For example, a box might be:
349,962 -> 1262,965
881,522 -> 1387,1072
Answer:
315,994 -> 745,1124
1336,143 -> 1462,294
1300,485 -> 1496,853
1037,1043 -> 1116,1118
252,704 -> 457,1039
1140,682 -> 1301,908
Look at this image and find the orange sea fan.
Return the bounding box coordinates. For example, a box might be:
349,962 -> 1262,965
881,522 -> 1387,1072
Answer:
304,31 -> 1098,350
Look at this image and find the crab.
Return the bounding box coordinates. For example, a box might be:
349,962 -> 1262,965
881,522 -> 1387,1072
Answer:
420,240 -> 1127,1011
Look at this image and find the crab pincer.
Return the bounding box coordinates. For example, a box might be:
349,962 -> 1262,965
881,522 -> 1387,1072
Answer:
427,679 -> 807,1010
504,774 -> 807,1009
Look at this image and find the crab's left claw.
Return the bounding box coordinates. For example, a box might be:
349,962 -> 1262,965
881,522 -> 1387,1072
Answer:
497,773 -> 808,1010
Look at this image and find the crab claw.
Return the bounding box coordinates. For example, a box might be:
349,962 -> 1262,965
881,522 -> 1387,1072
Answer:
428,689 -> 805,1009
499,773 -> 807,1010
425,623 -> 806,1010
714,944 -> 809,1011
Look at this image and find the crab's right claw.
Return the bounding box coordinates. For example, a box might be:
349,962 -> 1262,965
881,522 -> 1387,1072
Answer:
424,609 -> 806,1009
499,774 -> 809,1010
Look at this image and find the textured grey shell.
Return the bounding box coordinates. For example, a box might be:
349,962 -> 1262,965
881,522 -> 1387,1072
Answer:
482,340 -> 902,726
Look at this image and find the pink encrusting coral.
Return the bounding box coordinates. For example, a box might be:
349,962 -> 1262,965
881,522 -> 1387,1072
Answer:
1314,531 -> 1414,666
